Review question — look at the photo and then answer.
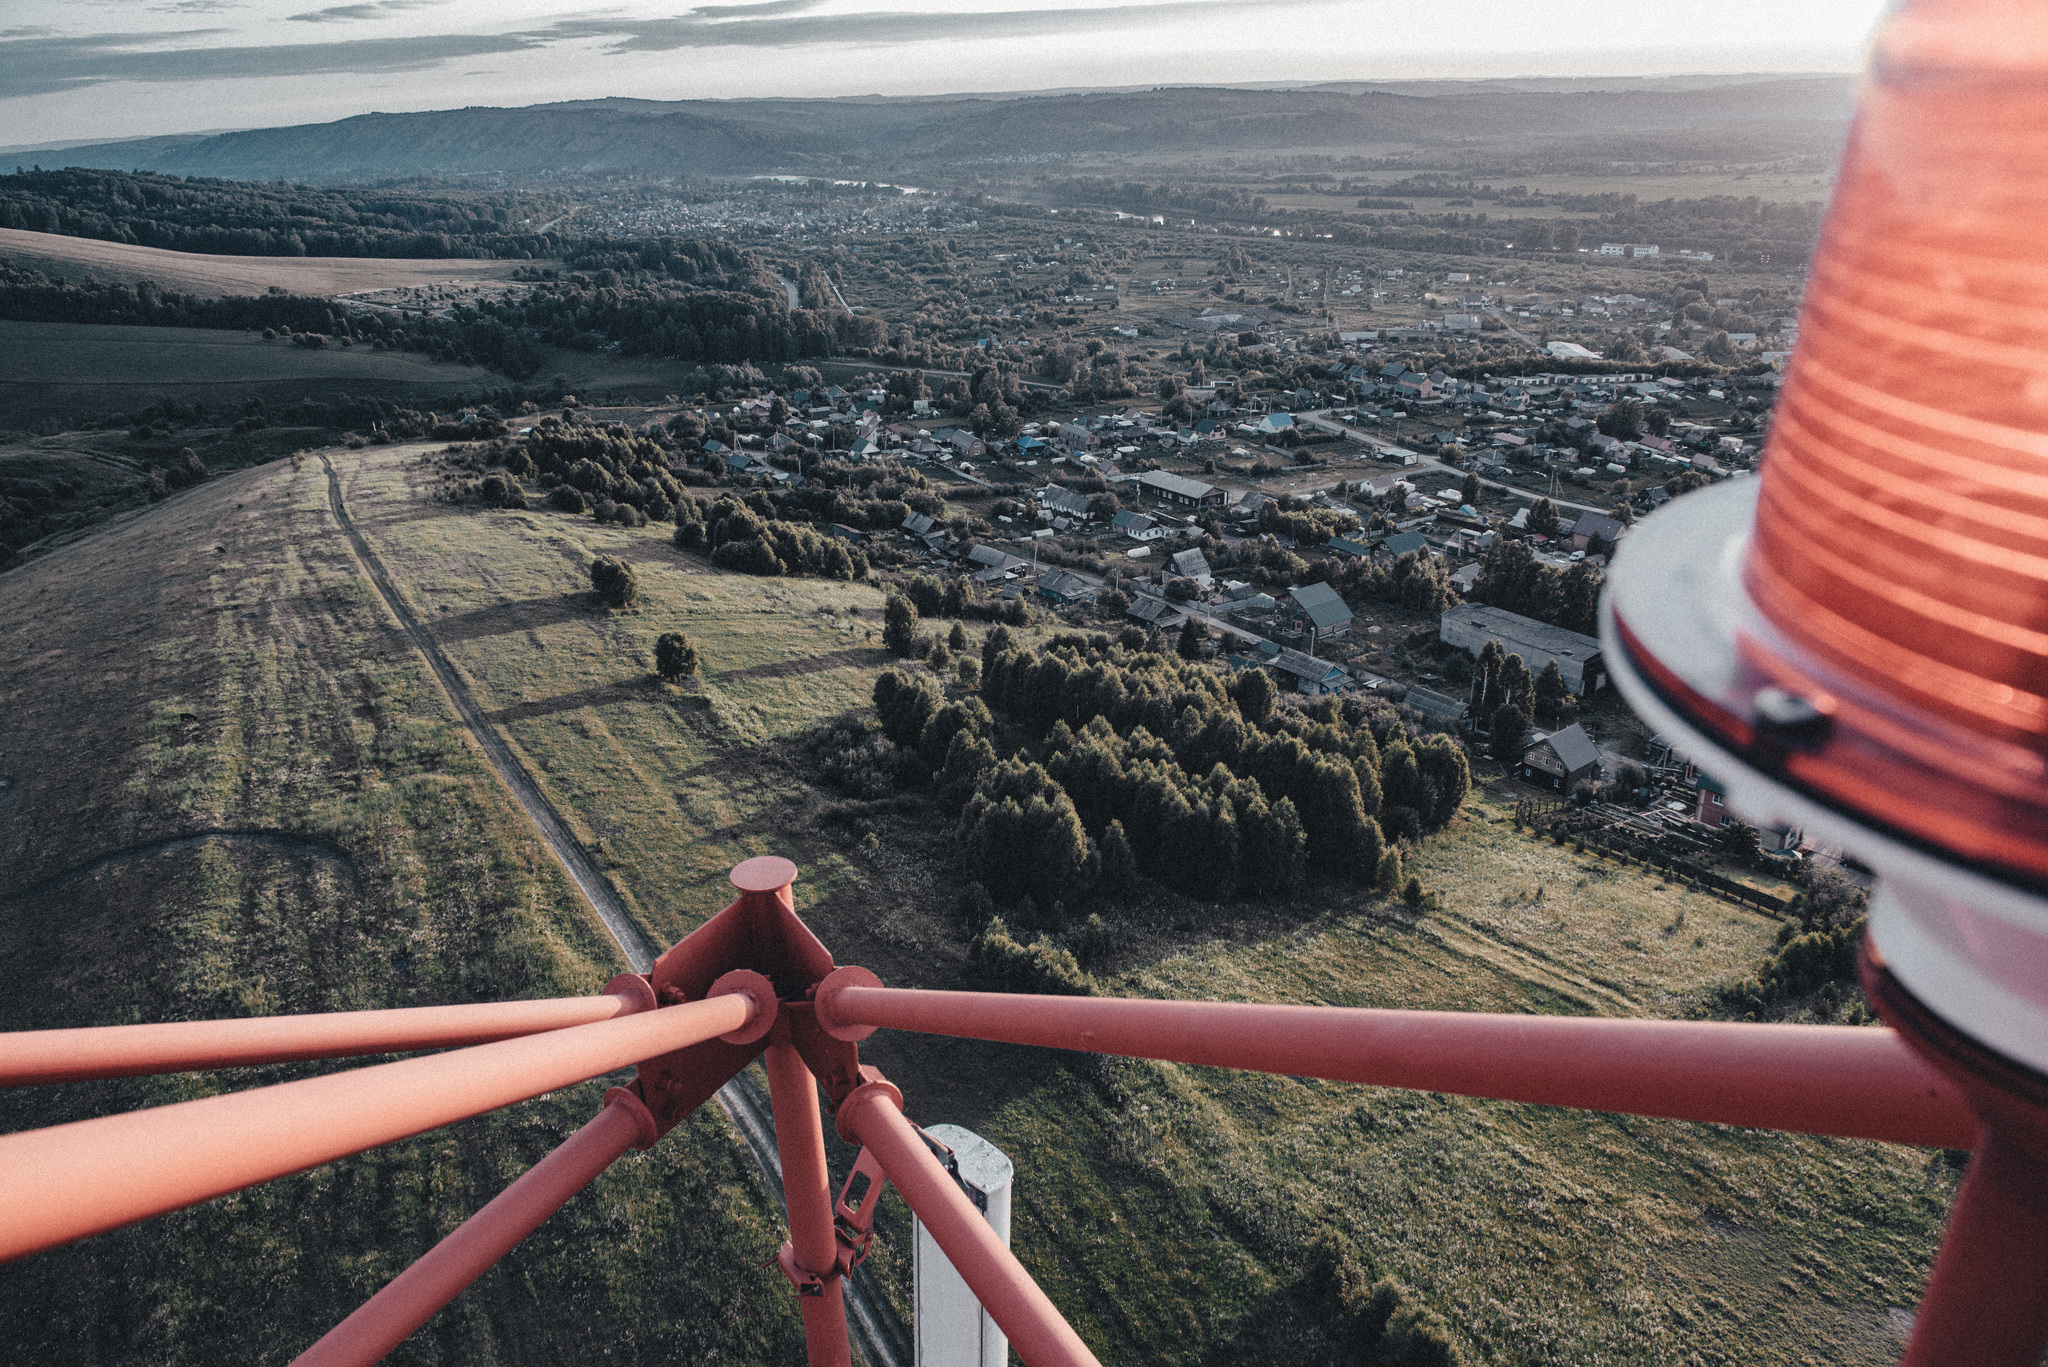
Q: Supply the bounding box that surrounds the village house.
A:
[1285,581,1353,643]
[1375,530,1433,563]
[1402,685,1469,727]
[1521,723,1603,792]
[964,544,1027,581]
[1036,569,1097,606]
[1570,511,1629,553]
[1057,422,1101,451]
[1112,510,1165,541]
[1126,596,1183,629]
[1168,547,1213,587]
[1695,772,1732,828]
[1136,469,1226,509]
[1038,485,1094,520]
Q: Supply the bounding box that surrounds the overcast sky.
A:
[1,0,1892,149]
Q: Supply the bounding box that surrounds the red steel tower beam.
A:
[0,976,657,1087]
[836,1076,1102,1367]
[291,1086,660,1367]
[813,978,1980,1151]
[765,1037,854,1367]
[0,986,766,1262]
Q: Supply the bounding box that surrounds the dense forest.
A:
[841,626,1471,922]
[0,168,572,259]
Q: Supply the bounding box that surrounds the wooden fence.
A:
[1517,812,1797,919]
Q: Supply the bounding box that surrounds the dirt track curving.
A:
[318,451,908,1367]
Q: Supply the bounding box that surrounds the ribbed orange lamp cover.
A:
[1746,0,2048,749]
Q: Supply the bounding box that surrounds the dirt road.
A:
[319,452,909,1367]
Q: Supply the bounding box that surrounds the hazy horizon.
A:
[1,0,1886,149]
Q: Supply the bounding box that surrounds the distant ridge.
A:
[17,77,1856,184]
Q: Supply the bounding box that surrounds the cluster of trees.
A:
[1039,177,1272,221]
[777,459,944,532]
[2,237,889,381]
[1572,193,1825,267]
[485,262,872,367]
[676,493,869,580]
[1458,638,1575,750]
[1324,551,1460,617]
[1716,868,1869,1022]
[867,627,1469,923]
[884,577,1034,649]
[0,168,572,259]
[1256,496,1359,547]
[655,632,699,681]
[0,260,362,335]
[1466,539,1603,637]
[513,418,684,520]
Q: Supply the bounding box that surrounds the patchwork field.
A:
[0,439,1953,1365]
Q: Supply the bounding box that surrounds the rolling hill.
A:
[22,78,1857,183]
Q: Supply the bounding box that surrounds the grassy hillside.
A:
[0,451,804,1365]
[0,228,542,299]
[0,440,1952,1364]
[27,80,1854,182]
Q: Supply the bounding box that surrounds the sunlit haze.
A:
[1,0,1890,149]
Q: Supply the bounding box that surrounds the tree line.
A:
[0,168,571,260]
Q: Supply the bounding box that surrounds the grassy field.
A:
[0,318,744,432]
[0,451,805,1365]
[0,227,542,297]
[0,319,506,431]
[0,439,1951,1364]
[312,444,1945,1364]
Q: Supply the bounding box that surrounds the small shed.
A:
[1270,647,1350,695]
[1402,685,1469,727]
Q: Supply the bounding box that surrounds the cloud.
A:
[147,1,245,12]
[0,30,536,99]
[0,0,1308,103]
[287,0,441,21]
[532,0,1292,52]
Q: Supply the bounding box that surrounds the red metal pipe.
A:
[0,979,655,1088]
[838,1081,1100,1367]
[291,1087,658,1367]
[816,984,1978,1150]
[1901,1128,2048,1367]
[0,991,759,1263]
[765,1041,852,1367]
